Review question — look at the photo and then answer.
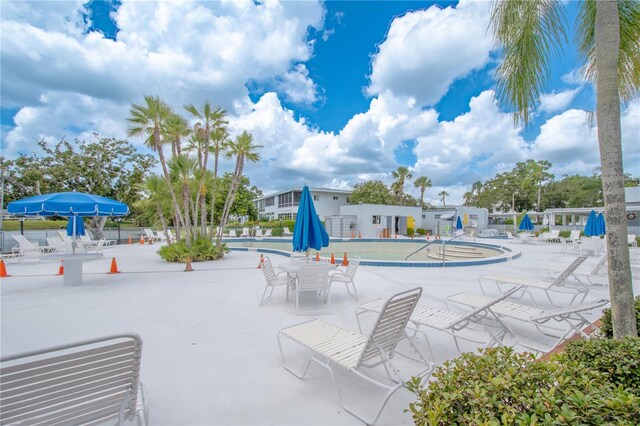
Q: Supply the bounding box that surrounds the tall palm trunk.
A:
[157,141,186,236]
[216,156,244,248]
[210,148,221,236]
[419,190,425,210]
[156,202,170,242]
[595,0,637,337]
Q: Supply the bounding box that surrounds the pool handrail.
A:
[404,232,468,265]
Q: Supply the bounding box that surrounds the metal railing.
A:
[405,232,468,266]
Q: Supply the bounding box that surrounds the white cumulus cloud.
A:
[539,88,581,114]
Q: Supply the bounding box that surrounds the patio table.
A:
[42,252,103,286]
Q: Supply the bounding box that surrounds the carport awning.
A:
[439,213,455,220]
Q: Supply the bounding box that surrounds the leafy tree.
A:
[212,173,261,222]
[413,176,432,209]
[1,136,156,237]
[490,0,640,337]
[391,166,413,206]
[349,180,393,205]
[438,190,449,207]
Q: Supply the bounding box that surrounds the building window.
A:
[293,191,302,205]
[372,215,381,224]
[313,195,319,201]
[470,214,479,219]
[346,197,350,203]
[265,197,274,207]
[278,192,293,207]
[333,196,339,200]
[278,213,292,220]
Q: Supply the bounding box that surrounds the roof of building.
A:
[254,187,352,201]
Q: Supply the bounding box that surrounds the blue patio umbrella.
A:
[8,191,129,253]
[583,210,598,236]
[66,216,86,237]
[596,213,606,236]
[518,213,534,231]
[292,186,329,253]
[456,216,463,230]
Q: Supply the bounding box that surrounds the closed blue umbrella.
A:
[518,213,534,231]
[292,186,329,252]
[456,216,463,230]
[583,210,598,236]
[66,216,86,237]
[596,213,606,236]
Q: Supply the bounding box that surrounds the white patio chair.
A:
[143,228,161,242]
[240,227,250,238]
[478,255,590,306]
[505,231,516,241]
[356,285,521,358]
[566,230,581,243]
[282,227,292,236]
[295,263,331,315]
[255,229,263,238]
[260,256,293,306]
[628,234,638,247]
[167,229,176,243]
[228,229,237,238]
[329,258,360,300]
[543,229,560,243]
[446,292,609,353]
[278,288,433,425]
[45,237,66,253]
[543,253,609,288]
[264,229,272,237]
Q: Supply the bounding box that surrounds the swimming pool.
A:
[225,238,520,267]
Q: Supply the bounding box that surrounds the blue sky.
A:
[1,0,638,205]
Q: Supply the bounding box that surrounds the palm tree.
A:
[413,176,432,209]
[392,166,413,206]
[138,175,171,242]
[184,102,228,235]
[169,154,198,244]
[216,131,262,247]
[162,112,190,157]
[127,96,186,239]
[490,0,639,337]
[439,190,449,207]
[208,127,230,233]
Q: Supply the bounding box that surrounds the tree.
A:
[212,173,261,222]
[1,136,156,237]
[490,0,639,337]
[128,95,186,239]
[216,131,261,247]
[414,176,432,209]
[439,190,449,207]
[349,180,394,205]
[136,174,172,241]
[391,166,413,206]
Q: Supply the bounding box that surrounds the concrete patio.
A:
[1,240,632,425]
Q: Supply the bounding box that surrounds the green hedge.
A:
[416,228,426,236]
[600,296,640,338]
[563,337,640,395]
[158,236,228,262]
[407,346,640,425]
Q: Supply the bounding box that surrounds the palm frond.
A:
[491,0,568,125]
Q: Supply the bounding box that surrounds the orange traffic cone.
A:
[56,260,64,276]
[351,231,355,238]
[108,257,120,274]
[184,257,194,272]
[148,237,153,245]
[358,232,362,239]
[139,235,144,245]
[257,253,264,268]
[315,252,320,262]
[342,252,349,267]
[0,259,11,278]
[128,235,132,244]
[330,253,335,264]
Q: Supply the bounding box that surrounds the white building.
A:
[253,188,352,221]
[329,204,422,238]
[421,206,489,235]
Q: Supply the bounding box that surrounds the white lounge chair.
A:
[478,255,590,306]
[278,288,433,425]
[295,263,331,315]
[543,254,609,288]
[260,256,293,306]
[540,229,560,243]
[143,229,162,242]
[446,292,609,353]
[329,258,360,300]
[566,230,581,243]
[628,234,638,247]
[282,227,292,237]
[356,285,521,357]
[228,229,237,238]
[10,235,42,263]
[264,229,272,237]
[240,227,250,238]
[255,229,263,238]
[0,333,148,425]
[45,237,66,253]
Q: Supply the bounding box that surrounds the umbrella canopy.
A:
[518,213,534,231]
[66,216,86,237]
[596,213,606,236]
[583,210,598,236]
[8,192,129,217]
[292,186,329,252]
[456,216,463,230]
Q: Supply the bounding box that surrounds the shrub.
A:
[406,346,640,425]
[406,227,414,236]
[563,337,640,395]
[416,228,426,236]
[600,296,640,338]
[559,230,571,238]
[158,236,228,263]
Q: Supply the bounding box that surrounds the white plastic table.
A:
[43,253,104,286]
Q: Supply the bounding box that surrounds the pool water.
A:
[226,239,506,262]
